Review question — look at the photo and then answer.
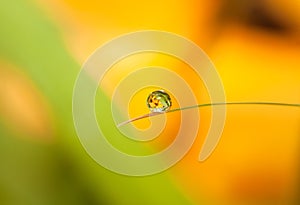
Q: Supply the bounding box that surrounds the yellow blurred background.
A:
[0,0,300,204]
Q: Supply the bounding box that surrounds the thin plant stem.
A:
[117,102,300,127]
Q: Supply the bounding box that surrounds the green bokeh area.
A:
[0,0,196,204]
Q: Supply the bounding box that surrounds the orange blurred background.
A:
[1,0,300,204]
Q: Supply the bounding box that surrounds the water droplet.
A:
[147,90,172,113]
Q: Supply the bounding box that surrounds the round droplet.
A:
[147,90,172,113]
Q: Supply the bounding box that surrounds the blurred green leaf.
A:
[0,0,195,204]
